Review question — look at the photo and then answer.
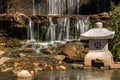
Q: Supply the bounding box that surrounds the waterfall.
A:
[76,17,90,39]
[58,0,61,14]
[67,0,73,14]
[26,17,90,42]
[78,19,85,34]
[32,0,110,15]
[64,17,70,41]
[27,18,35,41]
[76,0,81,14]
[30,0,92,42]
[48,0,59,15]
[57,18,64,41]
[83,17,90,32]
[45,17,90,42]
[32,0,84,15]
[45,17,56,41]
[33,0,36,15]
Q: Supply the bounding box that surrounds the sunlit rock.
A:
[17,70,32,79]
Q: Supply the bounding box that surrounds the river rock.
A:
[0,57,10,65]
[17,70,32,78]
[57,44,77,59]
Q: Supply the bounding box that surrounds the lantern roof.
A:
[81,28,115,39]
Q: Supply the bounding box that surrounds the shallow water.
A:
[33,69,120,80]
[0,69,120,80]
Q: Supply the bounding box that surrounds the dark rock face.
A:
[0,0,22,14]
[80,0,110,14]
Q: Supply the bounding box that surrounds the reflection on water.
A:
[33,69,120,80]
[0,69,120,80]
[33,70,85,80]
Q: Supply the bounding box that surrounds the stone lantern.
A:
[81,22,115,67]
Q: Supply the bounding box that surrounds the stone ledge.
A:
[110,62,120,69]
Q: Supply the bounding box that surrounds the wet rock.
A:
[17,70,32,78]
[72,64,84,69]
[58,44,77,59]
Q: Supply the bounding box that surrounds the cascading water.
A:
[67,0,74,14]
[56,17,90,41]
[48,0,59,15]
[78,19,85,34]
[64,17,70,41]
[45,17,56,42]
[27,18,35,41]
[83,17,90,32]
[76,0,81,14]
[75,17,90,39]
[56,18,64,41]
[56,17,70,41]
[33,0,82,15]
[30,0,91,42]
[33,0,36,15]
[32,0,110,15]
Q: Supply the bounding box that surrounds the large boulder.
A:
[56,41,89,60]
[57,44,77,59]
[62,44,77,59]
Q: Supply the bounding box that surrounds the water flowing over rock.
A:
[30,0,110,15]
[0,0,112,41]
[27,18,35,41]
[30,16,90,41]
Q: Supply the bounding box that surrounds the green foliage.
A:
[113,42,120,61]
[107,3,120,61]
